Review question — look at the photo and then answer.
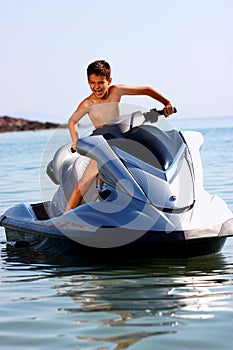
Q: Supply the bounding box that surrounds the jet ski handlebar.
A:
[144,107,177,123]
[70,106,177,152]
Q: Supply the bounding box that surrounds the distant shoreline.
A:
[0,116,65,133]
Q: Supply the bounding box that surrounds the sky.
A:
[0,0,233,123]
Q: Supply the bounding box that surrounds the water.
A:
[0,117,233,349]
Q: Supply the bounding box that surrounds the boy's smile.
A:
[88,74,112,100]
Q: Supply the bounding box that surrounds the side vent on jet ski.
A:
[31,202,50,220]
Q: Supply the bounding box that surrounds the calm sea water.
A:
[0,116,233,350]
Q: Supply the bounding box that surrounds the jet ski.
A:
[1,103,233,258]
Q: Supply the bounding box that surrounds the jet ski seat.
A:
[100,125,184,171]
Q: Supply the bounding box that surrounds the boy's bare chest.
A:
[88,103,120,128]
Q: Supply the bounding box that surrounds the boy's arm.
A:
[68,102,89,151]
[115,85,174,117]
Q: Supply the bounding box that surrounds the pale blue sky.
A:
[0,0,232,122]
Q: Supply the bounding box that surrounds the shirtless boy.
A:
[65,60,175,212]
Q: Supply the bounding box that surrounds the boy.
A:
[65,60,175,212]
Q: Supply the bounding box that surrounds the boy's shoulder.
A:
[108,84,122,97]
[110,84,132,94]
[78,95,94,109]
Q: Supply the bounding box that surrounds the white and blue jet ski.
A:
[1,103,232,258]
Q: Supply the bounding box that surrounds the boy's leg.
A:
[65,159,98,212]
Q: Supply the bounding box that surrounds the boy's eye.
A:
[90,81,104,85]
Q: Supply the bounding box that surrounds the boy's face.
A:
[88,74,112,99]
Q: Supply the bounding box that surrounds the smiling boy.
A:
[65,60,175,212]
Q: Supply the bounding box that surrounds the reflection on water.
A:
[1,245,233,349]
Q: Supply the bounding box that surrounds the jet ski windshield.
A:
[88,103,183,171]
[79,103,173,137]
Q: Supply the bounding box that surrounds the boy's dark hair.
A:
[87,60,111,80]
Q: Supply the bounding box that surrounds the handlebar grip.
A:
[70,147,76,153]
[152,107,177,115]
[144,107,177,122]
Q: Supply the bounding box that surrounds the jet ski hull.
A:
[1,210,232,258]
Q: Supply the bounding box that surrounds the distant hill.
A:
[0,116,60,133]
